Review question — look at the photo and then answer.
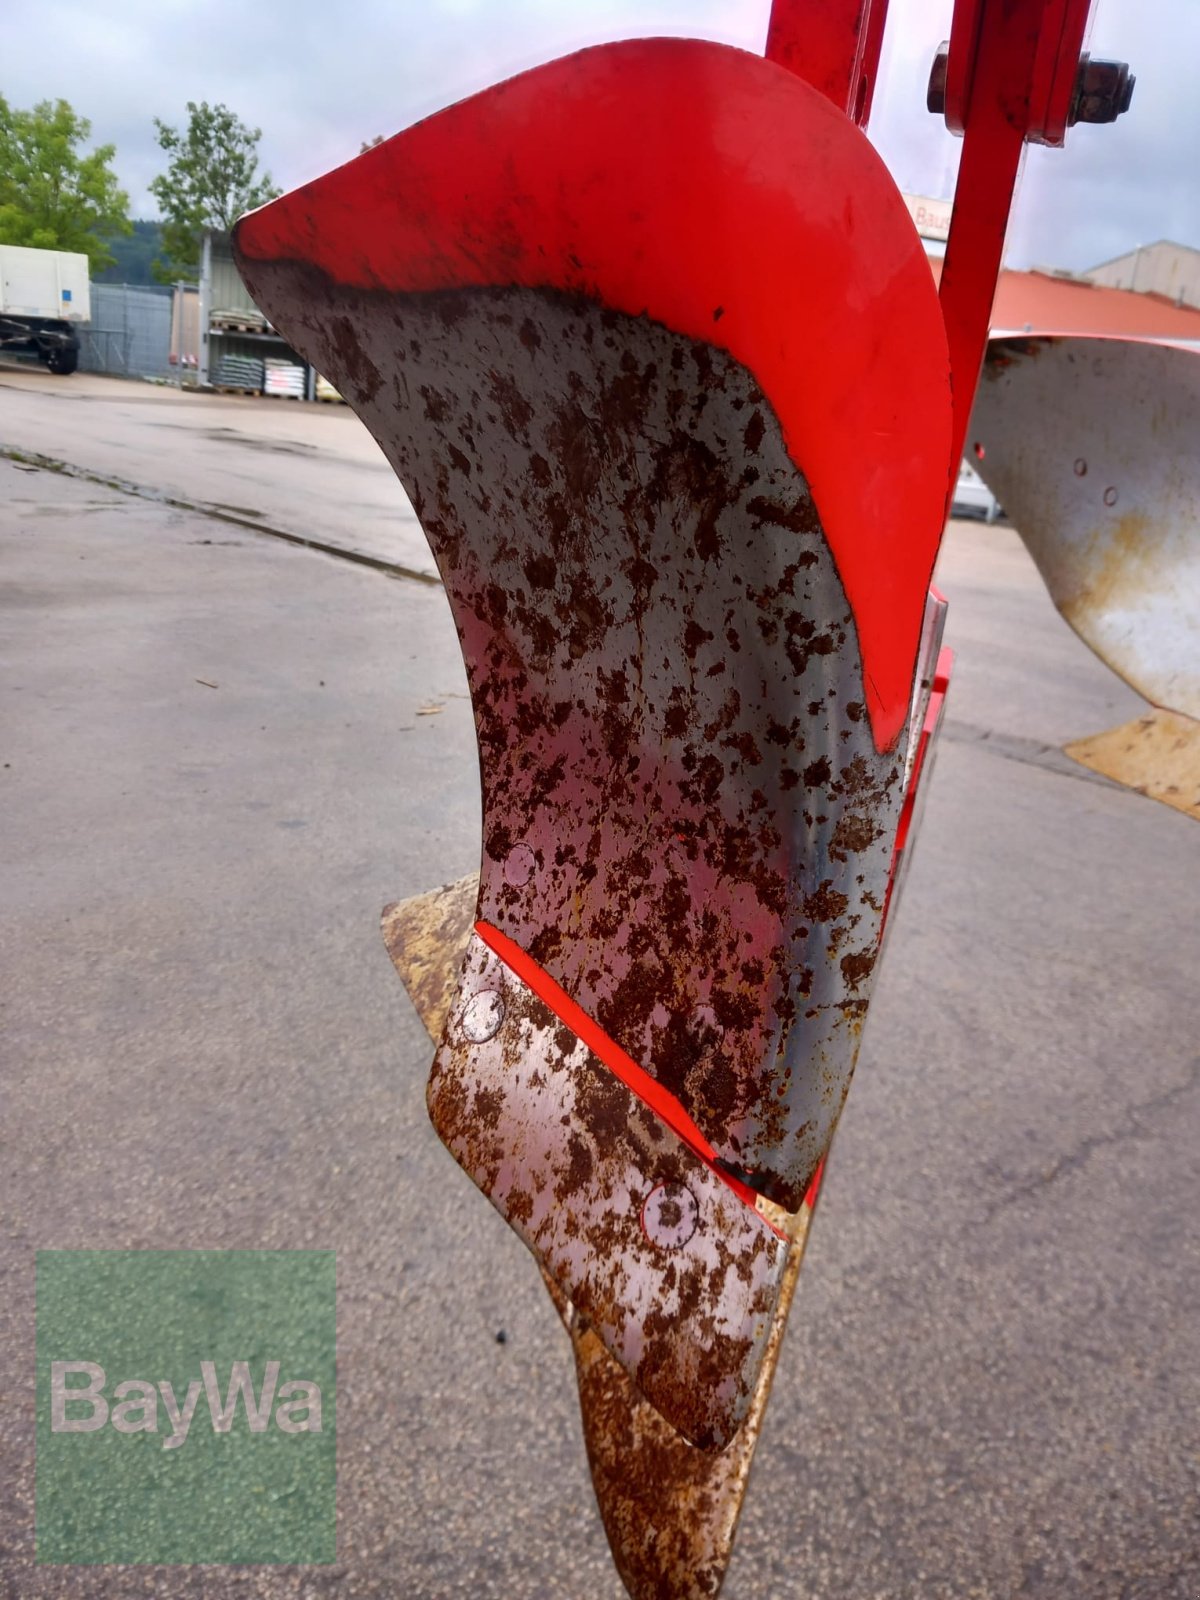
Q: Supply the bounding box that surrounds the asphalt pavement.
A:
[1,368,1197,1599]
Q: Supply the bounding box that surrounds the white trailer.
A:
[0,245,90,374]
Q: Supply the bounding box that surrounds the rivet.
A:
[461,988,505,1043]
[692,1004,724,1040]
[504,842,536,887]
[1073,457,1088,477]
[1103,485,1119,507]
[641,1182,699,1249]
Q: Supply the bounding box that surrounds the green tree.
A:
[150,102,280,281]
[0,96,131,273]
[94,220,165,286]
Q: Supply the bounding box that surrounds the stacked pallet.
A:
[263,358,307,399]
[212,353,264,392]
[315,374,343,403]
[211,307,269,333]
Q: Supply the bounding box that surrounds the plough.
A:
[230,0,1171,1592]
[971,336,1200,820]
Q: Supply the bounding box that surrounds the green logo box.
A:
[36,1250,336,1564]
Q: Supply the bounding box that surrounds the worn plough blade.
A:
[378,641,950,1600]
[377,638,950,1600]
[236,32,952,1594]
[971,336,1200,817]
[380,611,946,1599]
[382,875,820,1600]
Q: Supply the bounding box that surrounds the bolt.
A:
[927,47,1133,129]
[1070,56,1135,126]
[641,1182,699,1250]
[461,988,506,1043]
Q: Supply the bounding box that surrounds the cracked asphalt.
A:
[1,369,1197,1598]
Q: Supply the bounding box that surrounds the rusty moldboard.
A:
[271,282,904,1217]
[239,43,958,1592]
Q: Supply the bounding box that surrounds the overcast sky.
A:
[7,0,1199,272]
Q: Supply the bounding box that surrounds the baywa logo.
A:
[37,1251,336,1565]
[50,1357,323,1450]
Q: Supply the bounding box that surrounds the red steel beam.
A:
[766,0,891,125]
[937,0,1095,468]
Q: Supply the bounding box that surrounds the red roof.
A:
[926,260,1200,340]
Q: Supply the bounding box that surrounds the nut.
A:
[1070,57,1135,126]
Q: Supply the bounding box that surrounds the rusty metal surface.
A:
[428,929,788,1449]
[381,875,819,1599]
[239,280,905,1214]
[571,1200,815,1600]
[971,337,1200,722]
[1066,709,1200,822]
[381,875,478,1043]
[379,588,950,1578]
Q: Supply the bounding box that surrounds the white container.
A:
[0,245,90,322]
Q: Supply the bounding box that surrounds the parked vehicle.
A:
[952,455,1002,520]
[0,245,89,375]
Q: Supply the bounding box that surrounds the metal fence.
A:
[78,284,174,380]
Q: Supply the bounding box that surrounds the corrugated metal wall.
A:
[1083,243,1200,310]
[209,250,259,319]
[78,284,174,379]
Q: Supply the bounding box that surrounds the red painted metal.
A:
[941,0,1089,142]
[938,0,1096,471]
[765,0,891,125]
[1027,0,1094,147]
[237,39,949,752]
